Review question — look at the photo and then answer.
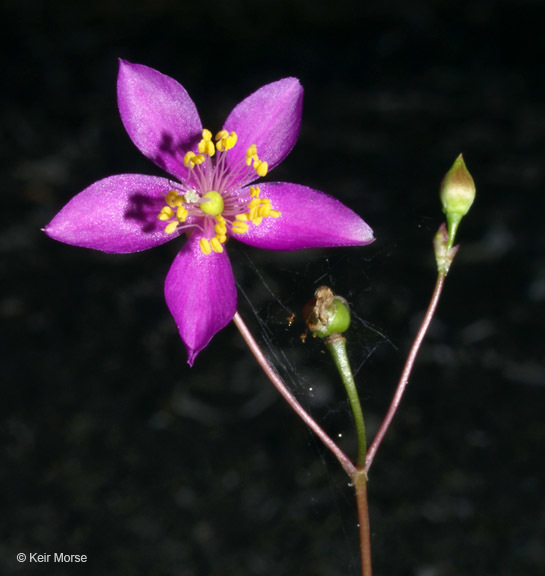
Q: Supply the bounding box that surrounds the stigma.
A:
[156,129,280,254]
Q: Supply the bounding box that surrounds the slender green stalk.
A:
[325,334,372,576]
[446,213,461,251]
[325,335,367,469]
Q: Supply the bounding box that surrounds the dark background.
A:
[2,0,544,575]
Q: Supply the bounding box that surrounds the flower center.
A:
[156,129,281,254]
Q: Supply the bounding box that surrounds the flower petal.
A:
[223,78,303,187]
[164,233,237,366]
[234,182,374,250]
[117,60,202,181]
[44,174,182,253]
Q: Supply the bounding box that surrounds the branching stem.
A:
[365,271,447,473]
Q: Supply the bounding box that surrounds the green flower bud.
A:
[440,154,476,217]
[439,154,476,249]
[303,286,351,338]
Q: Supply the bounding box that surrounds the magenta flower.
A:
[44,60,374,365]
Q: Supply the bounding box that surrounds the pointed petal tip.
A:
[186,348,198,367]
[362,228,375,245]
[186,346,202,368]
[272,76,303,98]
[42,221,59,239]
[117,58,132,73]
[272,77,303,102]
[278,76,302,87]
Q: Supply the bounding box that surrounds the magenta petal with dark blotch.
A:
[44,174,181,253]
[222,78,303,188]
[234,182,375,250]
[117,60,202,182]
[164,233,238,366]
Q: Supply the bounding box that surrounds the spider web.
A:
[236,248,394,398]
[234,248,395,574]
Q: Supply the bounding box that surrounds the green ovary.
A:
[200,191,224,216]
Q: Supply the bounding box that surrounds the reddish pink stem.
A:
[365,272,447,474]
[232,311,357,478]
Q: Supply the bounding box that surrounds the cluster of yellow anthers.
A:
[157,190,189,234]
[182,129,268,178]
[199,214,227,255]
[183,129,237,168]
[231,186,281,234]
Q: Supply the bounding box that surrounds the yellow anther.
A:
[184,151,205,168]
[210,237,224,253]
[224,132,237,150]
[235,213,249,221]
[217,233,227,243]
[252,217,263,226]
[246,144,257,157]
[254,160,268,177]
[199,237,212,255]
[166,190,182,208]
[176,206,188,222]
[245,144,258,166]
[165,221,179,234]
[232,222,249,234]
[214,222,227,235]
[270,210,281,218]
[198,138,215,157]
[184,151,196,168]
[199,128,215,156]
[250,186,260,197]
[216,130,238,152]
[258,204,271,217]
[215,214,225,224]
[157,206,174,221]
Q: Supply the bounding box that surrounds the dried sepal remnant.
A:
[303,286,351,338]
[305,286,336,333]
